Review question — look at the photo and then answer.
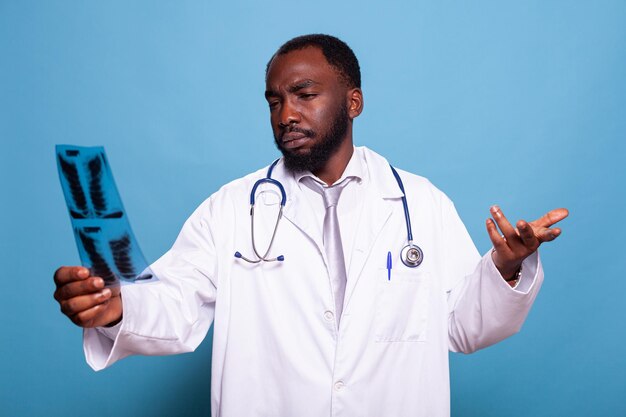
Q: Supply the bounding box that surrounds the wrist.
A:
[491,248,522,281]
[503,267,522,287]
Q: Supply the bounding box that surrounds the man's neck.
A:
[313,138,354,186]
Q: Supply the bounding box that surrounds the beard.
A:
[274,104,350,173]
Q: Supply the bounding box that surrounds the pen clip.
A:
[387,251,392,281]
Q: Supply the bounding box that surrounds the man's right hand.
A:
[53,267,123,328]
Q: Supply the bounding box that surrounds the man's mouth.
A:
[280,129,313,149]
[282,131,307,142]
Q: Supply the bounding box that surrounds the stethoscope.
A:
[234,159,424,268]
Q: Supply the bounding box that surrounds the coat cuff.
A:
[486,250,541,295]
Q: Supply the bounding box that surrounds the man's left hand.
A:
[486,205,569,281]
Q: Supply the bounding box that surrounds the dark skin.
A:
[266,47,363,185]
[53,268,121,328]
[53,46,568,328]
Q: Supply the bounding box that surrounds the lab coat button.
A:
[334,381,345,391]
[324,311,334,321]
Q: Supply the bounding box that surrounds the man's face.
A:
[265,47,352,173]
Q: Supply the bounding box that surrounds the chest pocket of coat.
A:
[374,269,430,343]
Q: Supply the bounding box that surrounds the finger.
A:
[537,227,562,243]
[486,218,510,253]
[53,266,90,287]
[72,302,110,328]
[60,289,112,317]
[72,296,122,328]
[530,208,569,228]
[517,220,539,250]
[490,206,519,243]
[54,276,105,302]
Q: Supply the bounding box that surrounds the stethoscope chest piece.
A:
[401,244,424,268]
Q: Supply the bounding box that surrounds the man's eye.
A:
[299,93,316,100]
[268,101,279,109]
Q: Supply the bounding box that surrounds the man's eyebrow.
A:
[265,89,278,99]
[265,79,319,99]
[288,79,318,93]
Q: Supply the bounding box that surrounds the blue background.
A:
[1,1,624,416]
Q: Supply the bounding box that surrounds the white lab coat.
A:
[84,147,543,417]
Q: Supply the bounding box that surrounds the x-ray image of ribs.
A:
[58,145,158,286]
[59,156,89,219]
[109,233,136,280]
[78,229,116,284]
[87,156,123,219]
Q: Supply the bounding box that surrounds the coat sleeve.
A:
[83,196,220,371]
[441,197,544,353]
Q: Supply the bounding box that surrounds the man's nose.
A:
[278,100,301,127]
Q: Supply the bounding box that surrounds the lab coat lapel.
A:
[343,148,404,312]
[275,164,324,252]
[343,188,394,310]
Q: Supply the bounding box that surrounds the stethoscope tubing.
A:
[235,159,423,268]
[389,165,413,243]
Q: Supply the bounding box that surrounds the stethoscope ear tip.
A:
[277,255,285,261]
[234,252,242,258]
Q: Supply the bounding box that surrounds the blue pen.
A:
[387,251,392,281]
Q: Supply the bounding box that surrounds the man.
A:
[54,34,568,416]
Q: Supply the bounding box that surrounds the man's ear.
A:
[347,88,364,119]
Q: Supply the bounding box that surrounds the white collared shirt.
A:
[294,147,368,280]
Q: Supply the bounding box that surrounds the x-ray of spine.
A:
[56,145,157,286]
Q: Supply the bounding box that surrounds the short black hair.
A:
[266,34,361,89]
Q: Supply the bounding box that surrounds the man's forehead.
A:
[266,47,338,87]
[269,46,328,69]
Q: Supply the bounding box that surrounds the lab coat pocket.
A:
[374,269,430,342]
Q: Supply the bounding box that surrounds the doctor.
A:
[53,34,568,416]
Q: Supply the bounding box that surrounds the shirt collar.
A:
[294,147,367,188]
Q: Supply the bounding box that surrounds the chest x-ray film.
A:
[56,145,157,287]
